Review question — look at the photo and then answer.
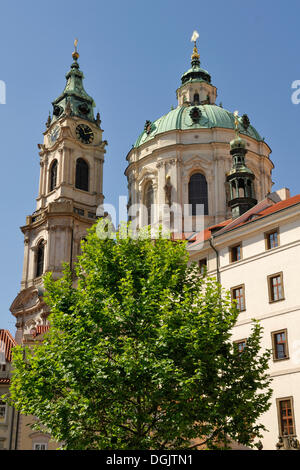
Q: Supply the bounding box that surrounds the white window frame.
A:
[0,400,7,423]
[33,442,48,450]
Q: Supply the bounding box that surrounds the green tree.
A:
[8,223,272,450]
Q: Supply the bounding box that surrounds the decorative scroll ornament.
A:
[144,120,152,135]
[242,114,250,130]
[189,107,202,123]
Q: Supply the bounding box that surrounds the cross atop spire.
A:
[72,38,79,61]
[191,30,200,61]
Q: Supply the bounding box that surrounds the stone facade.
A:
[8,50,107,450]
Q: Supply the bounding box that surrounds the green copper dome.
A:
[180,58,211,85]
[134,104,262,148]
[50,52,96,125]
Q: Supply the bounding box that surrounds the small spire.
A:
[72,38,79,61]
[191,30,200,61]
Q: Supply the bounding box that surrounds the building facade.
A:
[188,192,300,450]
[125,41,273,230]
[126,39,300,450]
[8,45,107,450]
[0,329,18,450]
[4,37,300,450]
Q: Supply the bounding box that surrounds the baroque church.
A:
[1,36,300,450]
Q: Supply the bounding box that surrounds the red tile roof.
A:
[0,378,10,384]
[0,330,16,363]
[188,194,300,247]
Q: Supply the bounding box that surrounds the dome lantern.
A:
[177,31,217,107]
[226,111,257,219]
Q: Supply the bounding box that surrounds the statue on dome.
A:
[164,175,172,207]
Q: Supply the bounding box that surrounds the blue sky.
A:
[1,0,300,331]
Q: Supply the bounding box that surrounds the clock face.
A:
[76,124,94,144]
[48,126,60,145]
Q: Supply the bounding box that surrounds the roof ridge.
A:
[213,198,274,236]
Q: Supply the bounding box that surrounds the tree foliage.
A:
[8,224,272,450]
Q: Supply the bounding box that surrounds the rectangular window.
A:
[277,398,295,436]
[234,339,247,353]
[268,272,285,302]
[230,244,242,263]
[198,258,207,274]
[272,329,289,360]
[73,207,85,217]
[265,229,279,250]
[231,285,246,312]
[34,443,48,450]
[0,400,7,423]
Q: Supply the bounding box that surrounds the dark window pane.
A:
[233,287,245,311]
[75,158,89,192]
[279,400,294,435]
[271,275,283,301]
[267,231,278,249]
[231,245,241,262]
[50,160,58,192]
[145,183,154,225]
[237,341,246,353]
[36,241,44,277]
[188,173,208,216]
[199,258,207,274]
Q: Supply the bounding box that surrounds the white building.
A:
[188,191,300,450]
[126,38,300,450]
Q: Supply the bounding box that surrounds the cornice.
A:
[126,139,273,175]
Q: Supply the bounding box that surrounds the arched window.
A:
[238,179,245,198]
[246,179,253,198]
[188,173,208,216]
[193,93,200,104]
[144,182,154,225]
[49,160,58,192]
[36,240,45,278]
[75,158,89,192]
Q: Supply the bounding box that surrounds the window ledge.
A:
[273,356,290,362]
[269,298,285,304]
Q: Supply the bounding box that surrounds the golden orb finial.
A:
[191,30,200,60]
[72,38,79,60]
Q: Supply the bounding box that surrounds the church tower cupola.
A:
[50,39,97,125]
[11,40,107,344]
[226,111,257,219]
[177,31,217,106]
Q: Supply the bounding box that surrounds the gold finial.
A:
[72,38,79,60]
[191,30,200,60]
[233,110,240,137]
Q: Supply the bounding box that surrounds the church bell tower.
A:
[10,41,107,344]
